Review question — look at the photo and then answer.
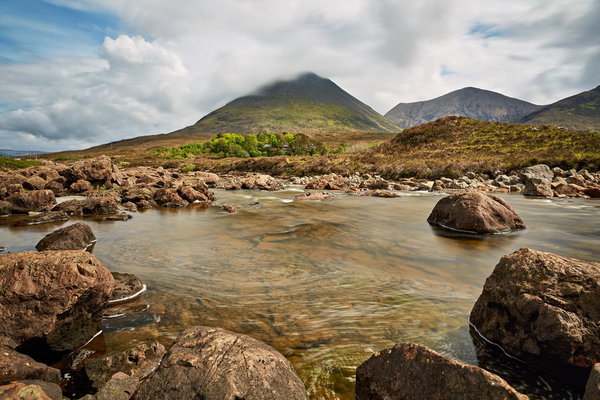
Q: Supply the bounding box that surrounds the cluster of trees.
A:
[157,133,348,159]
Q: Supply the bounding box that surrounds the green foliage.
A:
[180,163,196,173]
[0,156,42,170]
[53,155,70,161]
[154,133,334,159]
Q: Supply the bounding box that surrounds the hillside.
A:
[177,72,399,134]
[520,85,600,131]
[385,87,542,129]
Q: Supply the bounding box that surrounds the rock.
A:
[360,190,400,198]
[0,201,12,216]
[427,189,525,234]
[355,343,528,400]
[519,164,554,182]
[70,179,93,193]
[0,381,61,400]
[305,174,348,190]
[61,155,123,187]
[11,211,70,227]
[584,363,600,400]
[177,185,211,204]
[135,326,307,400]
[121,187,153,204]
[5,190,56,213]
[0,251,115,352]
[552,182,585,197]
[470,248,600,383]
[35,222,96,251]
[153,188,188,207]
[241,174,283,191]
[92,372,140,400]
[110,272,145,302]
[122,202,138,212]
[0,341,61,385]
[221,204,236,213]
[0,247,5,253]
[293,192,335,201]
[567,174,586,186]
[585,185,600,198]
[53,197,120,216]
[44,181,67,197]
[430,179,445,191]
[85,341,166,390]
[23,176,47,191]
[192,171,219,186]
[523,177,554,197]
[101,213,132,221]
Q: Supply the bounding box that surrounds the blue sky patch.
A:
[468,23,504,39]
[0,0,123,62]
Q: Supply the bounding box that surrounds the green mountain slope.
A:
[385,87,542,129]
[181,73,399,134]
[520,85,600,131]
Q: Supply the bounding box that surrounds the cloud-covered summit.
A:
[0,0,598,151]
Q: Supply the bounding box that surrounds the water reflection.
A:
[1,189,597,399]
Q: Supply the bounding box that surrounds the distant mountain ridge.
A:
[178,72,399,134]
[519,85,600,131]
[0,149,46,157]
[385,87,543,129]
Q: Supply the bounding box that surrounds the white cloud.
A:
[1,0,599,151]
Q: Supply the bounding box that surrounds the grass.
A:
[0,156,43,171]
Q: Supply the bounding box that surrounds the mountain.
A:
[520,85,600,131]
[180,72,399,134]
[0,149,46,157]
[385,87,542,129]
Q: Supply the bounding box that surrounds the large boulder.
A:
[61,155,123,187]
[427,189,525,234]
[153,188,187,208]
[0,251,115,352]
[520,165,554,197]
[135,326,307,400]
[0,381,62,400]
[241,174,283,191]
[35,222,96,251]
[5,190,56,213]
[584,363,600,400]
[355,343,528,400]
[519,164,554,182]
[85,341,166,390]
[53,197,120,216]
[177,185,212,204]
[470,248,600,383]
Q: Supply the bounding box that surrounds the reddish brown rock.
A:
[0,340,60,385]
[85,341,165,390]
[0,251,115,352]
[221,204,236,213]
[61,155,123,187]
[584,363,600,400]
[0,381,61,400]
[177,185,211,204]
[35,222,96,251]
[43,181,67,197]
[427,189,525,234]
[70,179,92,193]
[360,189,400,198]
[110,272,145,302]
[293,192,335,201]
[241,174,283,191]
[23,176,47,191]
[12,211,69,227]
[0,201,11,216]
[153,188,187,208]
[470,249,600,382]
[53,197,120,215]
[584,185,600,198]
[355,343,528,400]
[5,190,56,214]
[135,326,307,400]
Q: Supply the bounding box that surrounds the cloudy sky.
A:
[1,0,598,151]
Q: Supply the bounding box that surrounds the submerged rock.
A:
[35,222,96,251]
[355,343,528,400]
[427,189,525,234]
[360,189,400,198]
[221,204,236,213]
[470,248,600,384]
[110,272,145,302]
[85,341,165,390]
[0,251,114,352]
[11,211,69,227]
[0,339,61,385]
[293,192,335,201]
[135,326,307,400]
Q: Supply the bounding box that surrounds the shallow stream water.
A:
[1,187,598,399]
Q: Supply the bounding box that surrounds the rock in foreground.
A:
[135,326,307,400]
[355,343,528,400]
[0,251,114,352]
[470,248,600,381]
[584,363,600,400]
[110,272,145,302]
[0,381,62,400]
[35,222,96,251]
[427,189,525,234]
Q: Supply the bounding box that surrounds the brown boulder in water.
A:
[241,174,283,191]
[153,188,188,207]
[584,363,600,400]
[135,326,307,400]
[470,248,600,384]
[293,192,335,201]
[0,251,114,352]
[110,271,145,302]
[53,197,120,216]
[35,222,96,251]
[355,343,528,400]
[5,190,56,214]
[427,189,525,234]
